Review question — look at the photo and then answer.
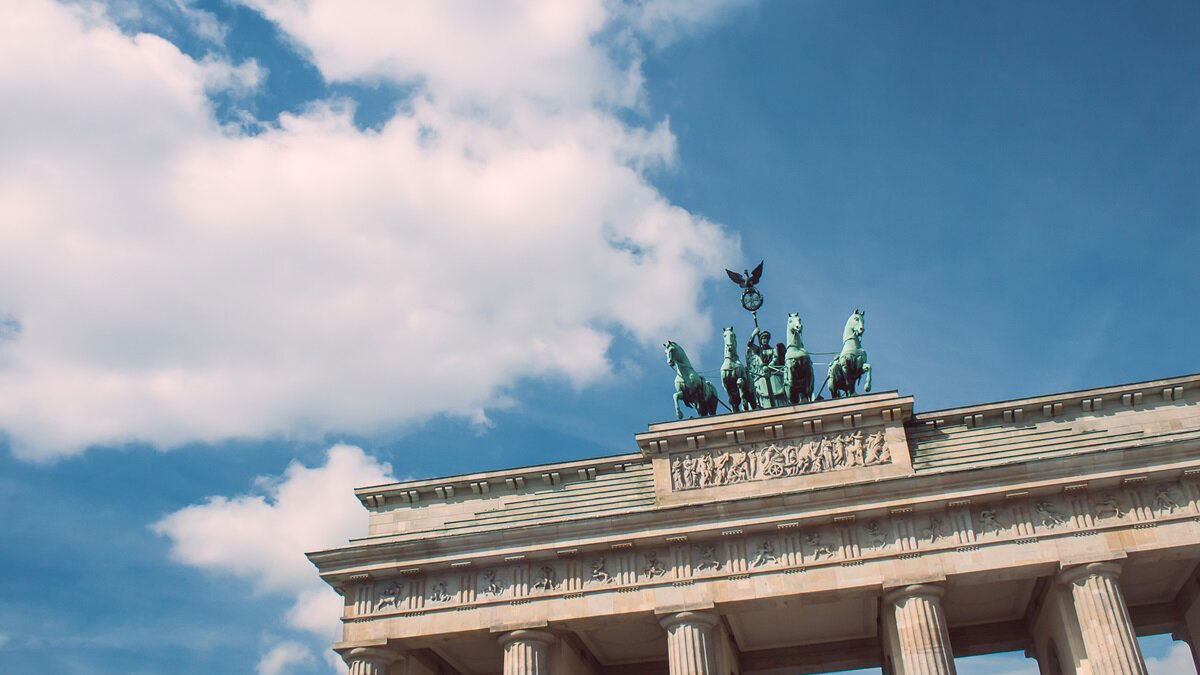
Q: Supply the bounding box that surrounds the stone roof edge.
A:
[306,438,1200,582]
[641,390,909,434]
[353,451,646,498]
[909,372,1198,423]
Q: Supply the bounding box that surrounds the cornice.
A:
[307,433,1200,582]
[909,372,1197,426]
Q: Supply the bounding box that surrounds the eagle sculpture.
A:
[725,260,764,290]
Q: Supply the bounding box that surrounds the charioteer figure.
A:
[747,328,787,408]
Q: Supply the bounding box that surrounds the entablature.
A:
[309,372,1200,634]
[310,435,1199,585]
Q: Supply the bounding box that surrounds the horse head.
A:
[664,341,679,366]
[844,309,866,342]
[787,312,803,344]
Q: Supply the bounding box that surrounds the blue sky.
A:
[0,1,1197,673]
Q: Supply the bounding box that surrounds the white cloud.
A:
[153,444,391,639]
[0,0,742,460]
[155,445,389,669]
[1146,640,1197,674]
[257,640,315,675]
[154,444,386,662]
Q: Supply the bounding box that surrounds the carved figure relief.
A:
[532,562,554,588]
[806,532,835,559]
[1036,502,1068,529]
[978,508,1004,534]
[922,517,948,542]
[643,552,666,578]
[865,520,889,549]
[751,540,778,567]
[365,479,1200,618]
[1094,494,1124,519]
[1154,486,1181,513]
[430,581,452,603]
[481,570,503,596]
[695,544,722,571]
[589,558,612,584]
[376,580,402,610]
[670,429,890,491]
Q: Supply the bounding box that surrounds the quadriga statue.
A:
[720,326,756,412]
[824,309,871,398]
[664,340,721,419]
[783,312,814,404]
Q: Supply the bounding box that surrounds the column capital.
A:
[497,628,557,648]
[340,646,403,667]
[658,609,721,631]
[883,582,945,605]
[1058,561,1123,586]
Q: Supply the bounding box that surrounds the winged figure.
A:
[725,260,764,290]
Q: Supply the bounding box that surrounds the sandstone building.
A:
[309,373,1200,674]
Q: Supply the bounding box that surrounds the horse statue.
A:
[784,312,814,404]
[665,341,721,419]
[824,309,871,398]
[720,327,756,412]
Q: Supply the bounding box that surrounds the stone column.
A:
[342,646,402,675]
[1175,568,1200,672]
[659,610,720,675]
[882,584,957,675]
[1057,562,1147,675]
[498,629,556,675]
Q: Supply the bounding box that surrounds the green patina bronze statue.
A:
[824,309,871,398]
[720,326,756,412]
[663,258,876,417]
[784,312,815,404]
[747,328,787,408]
[664,340,721,419]
[725,261,764,314]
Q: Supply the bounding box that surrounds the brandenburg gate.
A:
[309,372,1200,674]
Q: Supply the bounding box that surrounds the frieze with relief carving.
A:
[670,428,889,491]
[353,477,1200,621]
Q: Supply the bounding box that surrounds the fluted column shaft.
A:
[342,647,401,675]
[883,584,957,675]
[662,610,715,672]
[659,611,720,675]
[499,629,555,675]
[1058,562,1147,675]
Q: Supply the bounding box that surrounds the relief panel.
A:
[669,429,890,491]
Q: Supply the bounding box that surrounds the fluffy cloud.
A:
[1146,640,1197,674]
[0,0,741,460]
[153,444,392,638]
[257,640,315,675]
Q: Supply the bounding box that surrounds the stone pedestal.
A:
[1058,562,1146,675]
[659,611,721,675]
[882,584,957,675]
[342,646,402,675]
[499,629,555,675]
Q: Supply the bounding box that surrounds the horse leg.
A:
[723,374,740,412]
[863,363,872,392]
[673,390,684,419]
[702,382,717,416]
